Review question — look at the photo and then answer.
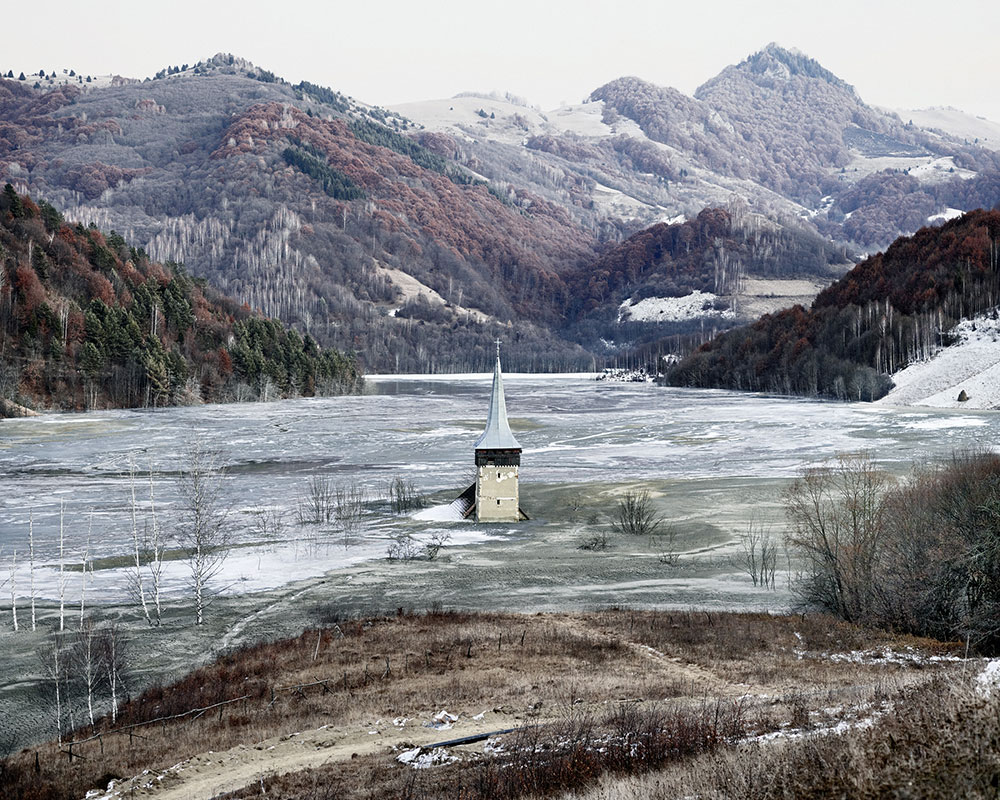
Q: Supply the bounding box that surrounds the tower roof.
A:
[475,348,521,451]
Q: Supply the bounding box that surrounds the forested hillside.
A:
[563,203,848,353]
[3,48,999,373]
[0,56,597,373]
[0,186,360,414]
[667,210,1000,399]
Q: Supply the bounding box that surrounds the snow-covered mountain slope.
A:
[896,107,1000,152]
[393,91,805,231]
[877,316,1000,409]
[394,46,1000,253]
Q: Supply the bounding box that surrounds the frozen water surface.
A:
[2,375,999,602]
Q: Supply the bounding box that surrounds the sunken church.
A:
[455,343,528,522]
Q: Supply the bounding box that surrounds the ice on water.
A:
[3,375,1000,602]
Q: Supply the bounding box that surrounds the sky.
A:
[5,0,1000,122]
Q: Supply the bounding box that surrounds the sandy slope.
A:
[94,712,514,800]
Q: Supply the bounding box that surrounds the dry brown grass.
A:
[569,674,1000,800]
[0,609,965,800]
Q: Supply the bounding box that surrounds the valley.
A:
[3,28,1000,799]
[3,45,998,378]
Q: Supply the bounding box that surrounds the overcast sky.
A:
[6,0,1000,121]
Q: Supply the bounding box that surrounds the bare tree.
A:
[654,525,680,566]
[100,623,129,724]
[334,482,366,547]
[386,532,420,561]
[176,443,231,625]
[248,505,287,539]
[79,519,92,628]
[736,518,778,589]
[28,511,36,631]
[298,475,335,524]
[612,489,663,537]
[72,618,104,727]
[126,455,153,626]
[38,634,65,742]
[423,532,451,560]
[784,453,891,622]
[579,525,611,551]
[58,502,67,632]
[384,476,424,514]
[7,548,18,632]
[146,461,166,625]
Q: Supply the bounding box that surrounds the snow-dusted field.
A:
[878,315,1000,409]
[618,290,735,323]
[897,106,1000,152]
[4,376,1000,609]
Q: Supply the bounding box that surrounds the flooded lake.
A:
[2,374,998,607]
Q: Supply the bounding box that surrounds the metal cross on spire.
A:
[494,337,502,360]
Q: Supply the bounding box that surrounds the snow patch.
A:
[660,213,687,226]
[908,156,976,183]
[977,659,1000,698]
[618,290,735,324]
[927,207,965,224]
[413,501,466,522]
[898,106,1000,152]
[397,746,460,769]
[877,314,1000,409]
[824,647,962,666]
[426,710,459,730]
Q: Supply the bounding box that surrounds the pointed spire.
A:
[475,341,520,450]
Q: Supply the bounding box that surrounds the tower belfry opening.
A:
[457,341,527,522]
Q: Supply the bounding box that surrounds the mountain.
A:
[0,56,597,373]
[666,209,1000,401]
[895,106,1000,152]
[0,186,360,413]
[400,44,1000,251]
[2,48,1000,376]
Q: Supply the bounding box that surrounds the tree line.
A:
[667,209,1000,400]
[0,186,361,413]
[785,451,1000,654]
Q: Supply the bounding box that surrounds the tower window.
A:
[497,499,501,505]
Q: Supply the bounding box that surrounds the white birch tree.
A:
[79,514,92,627]
[7,549,18,632]
[58,502,66,632]
[39,634,65,742]
[28,512,36,631]
[127,455,152,626]
[146,461,166,625]
[100,623,128,724]
[72,619,103,727]
[176,443,231,625]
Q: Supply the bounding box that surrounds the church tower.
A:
[474,342,524,522]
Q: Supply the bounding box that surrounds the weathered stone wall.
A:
[476,464,520,522]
